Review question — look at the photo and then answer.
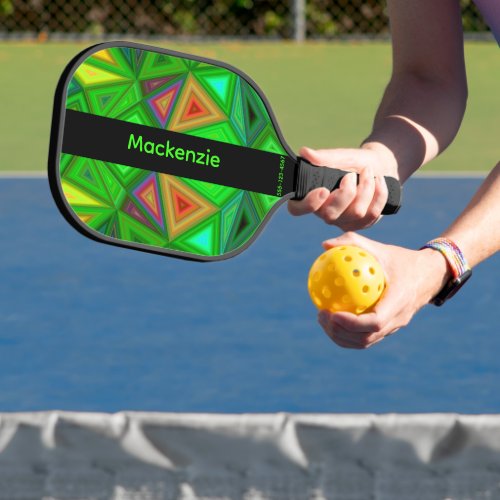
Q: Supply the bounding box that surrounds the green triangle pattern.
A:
[171,215,220,256]
[86,82,132,115]
[62,46,288,258]
[182,178,239,207]
[64,156,114,206]
[220,192,244,251]
[139,50,188,80]
[249,192,280,219]
[194,66,236,113]
[188,121,244,147]
[66,92,90,113]
[224,192,261,253]
[108,83,144,118]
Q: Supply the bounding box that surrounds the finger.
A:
[323,173,390,231]
[364,335,386,348]
[332,290,401,339]
[342,164,376,221]
[364,174,389,223]
[330,317,390,349]
[330,311,385,335]
[322,326,365,349]
[332,337,364,349]
[288,187,330,216]
[319,311,371,348]
[315,172,357,224]
[322,231,369,251]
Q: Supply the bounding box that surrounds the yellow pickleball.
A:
[308,245,385,314]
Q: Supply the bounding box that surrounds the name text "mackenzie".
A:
[128,133,220,168]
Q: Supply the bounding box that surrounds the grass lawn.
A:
[0,40,497,172]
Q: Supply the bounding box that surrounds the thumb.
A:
[322,231,369,250]
[299,147,366,170]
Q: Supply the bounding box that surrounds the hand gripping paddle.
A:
[48,41,401,261]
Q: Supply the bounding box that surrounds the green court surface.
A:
[0,41,497,173]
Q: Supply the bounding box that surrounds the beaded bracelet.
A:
[420,238,472,306]
[421,238,470,278]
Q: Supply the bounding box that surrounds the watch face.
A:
[432,269,472,306]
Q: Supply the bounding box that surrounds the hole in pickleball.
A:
[344,256,352,262]
[322,286,332,299]
[356,306,366,314]
[313,294,322,307]
[378,284,382,291]
[342,295,351,304]
[327,264,335,272]
[369,267,375,275]
[334,277,344,286]
[359,252,366,257]
[362,285,369,293]
[313,271,321,282]
[352,269,360,277]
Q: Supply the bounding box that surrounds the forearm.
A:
[418,162,500,302]
[361,0,467,183]
[441,162,500,267]
[362,73,467,182]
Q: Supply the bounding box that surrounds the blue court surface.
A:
[0,177,498,413]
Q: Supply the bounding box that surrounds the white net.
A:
[0,412,500,499]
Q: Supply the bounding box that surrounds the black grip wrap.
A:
[293,158,402,215]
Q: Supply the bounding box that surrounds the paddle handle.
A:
[293,157,402,215]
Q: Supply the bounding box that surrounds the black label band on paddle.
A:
[62,110,296,198]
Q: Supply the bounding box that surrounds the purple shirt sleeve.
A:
[473,0,500,45]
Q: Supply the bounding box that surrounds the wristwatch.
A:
[421,238,472,306]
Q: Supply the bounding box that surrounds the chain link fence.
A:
[0,0,491,39]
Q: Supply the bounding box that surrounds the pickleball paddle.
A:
[48,41,401,261]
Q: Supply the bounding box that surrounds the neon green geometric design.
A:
[77,206,117,231]
[98,164,127,202]
[60,151,74,176]
[75,63,128,87]
[171,216,220,256]
[188,121,244,147]
[220,192,243,251]
[182,178,239,208]
[241,80,267,145]
[194,67,236,113]
[88,48,137,79]
[109,84,144,118]
[250,192,280,219]
[230,78,246,143]
[117,212,167,246]
[67,78,82,96]
[61,46,287,258]
[139,51,187,80]
[224,192,261,253]
[252,126,287,154]
[86,83,132,115]
[114,103,153,126]
[64,156,114,206]
[104,162,144,187]
[66,91,90,113]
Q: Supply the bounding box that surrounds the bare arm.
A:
[441,162,500,267]
[363,0,468,181]
[289,0,468,226]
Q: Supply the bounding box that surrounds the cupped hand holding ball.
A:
[308,232,451,349]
